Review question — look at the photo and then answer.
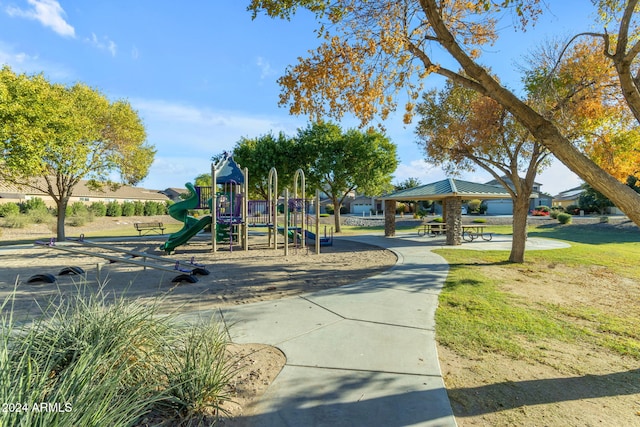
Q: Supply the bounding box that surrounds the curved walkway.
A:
[183,233,567,426]
[199,233,456,427]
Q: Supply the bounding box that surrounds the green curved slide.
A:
[160,183,212,253]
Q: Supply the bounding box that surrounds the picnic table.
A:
[417,223,447,237]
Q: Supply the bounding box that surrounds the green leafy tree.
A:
[232,132,301,199]
[296,122,398,232]
[247,0,640,227]
[579,183,614,215]
[0,67,154,240]
[193,173,212,187]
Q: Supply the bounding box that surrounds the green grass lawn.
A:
[434,224,640,361]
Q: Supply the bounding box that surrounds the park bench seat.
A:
[134,222,165,236]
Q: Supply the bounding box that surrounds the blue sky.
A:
[0,1,597,196]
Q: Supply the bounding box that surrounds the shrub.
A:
[472,218,487,223]
[27,208,54,225]
[133,200,145,216]
[325,204,334,214]
[1,212,28,228]
[557,213,573,224]
[66,213,91,227]
[67,202,89,217]
[144,201,159,216]
[531,209,550,216]
[550,210,559,219]
[467,199,482,213]
[122,201,135,216]
[565,204,580,215]
[89,202,107,217]
[20,197,47,213]
[0,203,20,217]
[106,201,122,217]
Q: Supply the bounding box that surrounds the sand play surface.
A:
[0,232,396,321]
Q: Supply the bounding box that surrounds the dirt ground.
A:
[438,261,640,427]
[1,215,639,426]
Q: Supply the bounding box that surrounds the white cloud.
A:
[536,159,582,196]
[86,33,117,56]
[256,56,275,80]
[5,0,75,38]
[131,46,139,60]
[128,98,305,189]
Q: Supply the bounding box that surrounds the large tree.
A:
[232,132,302,199]
[0,67,154,240]
[248,1,640,226]
[416,81,549,262]
[296,122,398,232]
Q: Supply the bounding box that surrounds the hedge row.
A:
[0,198,172,218]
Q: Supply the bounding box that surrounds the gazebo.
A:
[382,178,510,245]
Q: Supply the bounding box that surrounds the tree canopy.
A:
[297,122,398,231]
[0,66,154,240]
[247,0,640,226]
[416,81,548,262]
[232,132,302,199]
[231,122,398,232]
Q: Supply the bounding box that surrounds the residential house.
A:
[483,177,553,215]
[552,186,583,208]
[0,178,170,207]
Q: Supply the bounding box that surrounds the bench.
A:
[134,222,165,236]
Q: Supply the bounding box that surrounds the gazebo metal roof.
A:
[383,178,510,201]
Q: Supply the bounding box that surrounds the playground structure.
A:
[267,167,333,255]
[159,154,332,254]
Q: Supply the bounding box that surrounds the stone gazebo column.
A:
[445,196,462,245]
[384,200,396,237]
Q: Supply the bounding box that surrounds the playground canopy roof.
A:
[382,178,510,201]
[215,156,245,184]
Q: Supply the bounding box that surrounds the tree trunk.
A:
[333,196,342,233]
[510,196,530,263]
[56,198,69,241]
[385,200,396,236]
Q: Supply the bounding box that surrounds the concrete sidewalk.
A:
[207,234,456,427]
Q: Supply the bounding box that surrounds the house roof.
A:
[0,178,169,201]
[383,178,510,201]
[553,185,584,200]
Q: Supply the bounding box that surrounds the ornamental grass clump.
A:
[1,285,237,427]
